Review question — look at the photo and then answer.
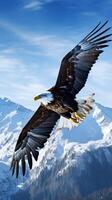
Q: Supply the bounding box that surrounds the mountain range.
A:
[0,97,112,200]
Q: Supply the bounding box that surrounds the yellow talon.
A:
[75,112,84,120]
[69,118,79,125]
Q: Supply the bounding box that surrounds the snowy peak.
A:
[0,97,32,134]
[0,97,33,163]
[93,104,112,142]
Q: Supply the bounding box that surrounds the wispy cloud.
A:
[82,11,97,17]
[24,1,42,10]
[0,47,16,55]
[0,20,75,58]
[90,61,112,86]
[0,54,22,72]
[23,0,55,11]
[0,52,46,110]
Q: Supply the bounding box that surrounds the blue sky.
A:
[0,0,112,110]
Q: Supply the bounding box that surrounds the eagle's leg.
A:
[72,94,95,123]
[61,96,94,125]
[61,99,80,124]
[61,112,79,125]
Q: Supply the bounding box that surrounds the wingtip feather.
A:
[21,156,26,176]
[16,161,19,178]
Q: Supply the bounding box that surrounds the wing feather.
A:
[11,105,59,177]
[21,156,26,176]
[55,21,111,96]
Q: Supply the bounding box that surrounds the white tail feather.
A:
[71,93,95,126]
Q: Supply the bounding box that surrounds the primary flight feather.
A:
[11,21,111,177]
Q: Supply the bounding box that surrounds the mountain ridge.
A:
[0,97,112,200]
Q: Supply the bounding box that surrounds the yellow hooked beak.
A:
[34,95,41,101]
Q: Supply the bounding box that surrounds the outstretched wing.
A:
[11,105,59,177]
[55,21,111,97]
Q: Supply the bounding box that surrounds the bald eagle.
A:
[11,21,111,177]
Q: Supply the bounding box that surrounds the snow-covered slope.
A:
[0,97,33,200]
[0,97,33,162]
[0,97,112,200]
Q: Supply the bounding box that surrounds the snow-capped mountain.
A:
[0,97,112,200]
[12,103,112,200]
[0,97,33,200]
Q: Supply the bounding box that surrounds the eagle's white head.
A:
[34,91,53,105]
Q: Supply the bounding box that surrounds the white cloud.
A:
[82,11,97,16]
[9,82,47,110]
[24,1,42,10]
[23,0,55,11]
[0,53,47,110]
[90,61,112,85]
[0,20,75,58]
[0,47,16,55]
[0,55,22,72]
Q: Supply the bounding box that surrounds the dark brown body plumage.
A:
[47,87,78,114]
